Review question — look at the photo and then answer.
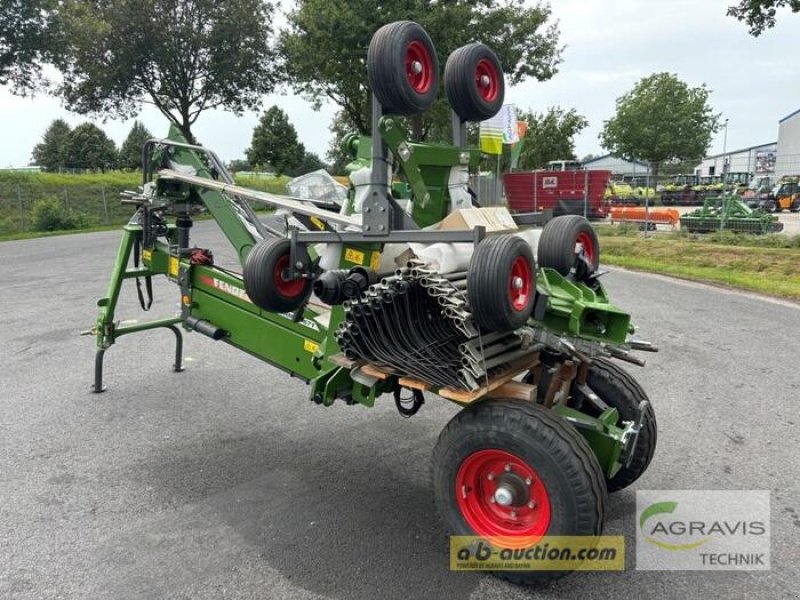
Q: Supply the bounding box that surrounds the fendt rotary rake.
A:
[90,21,658,583]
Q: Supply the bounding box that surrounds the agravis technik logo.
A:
[636,491,770,571]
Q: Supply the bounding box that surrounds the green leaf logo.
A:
[640,501,710,551]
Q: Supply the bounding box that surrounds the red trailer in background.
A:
[503,169,611,220]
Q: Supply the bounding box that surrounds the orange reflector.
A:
[182,295,191,306]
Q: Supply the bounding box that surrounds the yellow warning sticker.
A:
[142,249,152,262]
[344,248,365,265]
[370,251,381,271]
[303,340,320,354]
[310,216,325,230]
[168,256,180,278]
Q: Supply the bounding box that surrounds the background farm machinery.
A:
[91,21,657,584]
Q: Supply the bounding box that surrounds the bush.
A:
[31,198,88,231]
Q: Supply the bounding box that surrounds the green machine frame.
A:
[92,107,645,478]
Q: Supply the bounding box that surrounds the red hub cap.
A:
[273,254,305,298]
[508,256,532,312]
[475,58,499,102]
[406,41,433,94]
[456,449,551,547]
[575,232,596,263]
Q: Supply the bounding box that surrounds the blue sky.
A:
[1,0,799,167]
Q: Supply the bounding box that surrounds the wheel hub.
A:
[455,449,551,544]
[493,471,531,508]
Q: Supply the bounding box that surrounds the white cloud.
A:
[1,0,799,167]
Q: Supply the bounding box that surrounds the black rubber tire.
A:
[537,215,600,276]
[578,358,657,492]
[432,400,608,585]
[444,43,505,122]
[243,237,311,313]
[467,234,536,332]
[367,21,439,116]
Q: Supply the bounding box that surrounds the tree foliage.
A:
[600,73,721,180]
[0,0,59,91]
[64,122,118,171]
[297,151,328,175]
[280,0,562,139]
[326,111,359,175]
[32,119,73,171]
[246,106,305,176]
[119,120,153,170]
[56,0,277,142]
[727,0,800,35]
[516,107,588,170]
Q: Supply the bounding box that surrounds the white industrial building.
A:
[581,154,651,177]
[775,109,800,177]
[694,142,777,178]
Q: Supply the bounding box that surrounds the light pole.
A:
[721,118,729,232]
[722,118,729,176]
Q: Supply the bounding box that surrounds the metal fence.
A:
[0,183,138,235]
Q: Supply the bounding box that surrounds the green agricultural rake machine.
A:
[90,21,657,584]
[681,193,784,234]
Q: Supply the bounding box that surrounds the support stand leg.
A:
[92,349,106,393]
[166,325,184,372]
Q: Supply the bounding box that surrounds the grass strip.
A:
[599,234,800,301]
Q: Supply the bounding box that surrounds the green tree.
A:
[64,122,118,171]
[227,159,252,173]
[246,106,305,176]
[31,119,72,171]
[516,107,588,170]
[296,151,328,175]
[326,111,359,175]
[600,73,721,185]
[280,0,561,139]
[728,0,800,35]
[0,0,59,90]
[118,120,153,170]
[56,0,277,143]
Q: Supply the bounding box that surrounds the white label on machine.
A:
[543,176,558,189]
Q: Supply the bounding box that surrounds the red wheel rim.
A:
[456,449,551,547]
[508,255,532,312]
[273,254,305,298]
[406,41,433,94]
[475,58,499,102]
[575,232,596,263]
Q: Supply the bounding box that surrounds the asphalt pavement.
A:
[1,223,798,600]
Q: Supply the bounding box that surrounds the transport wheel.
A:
[432,400,607,584]
[791,199,800,213]
[367,21,439,116]
[444,43,505,122]
[534,357,656,492]
[467,234,536,332]
[243,237,311,312]
[537,215,600,276]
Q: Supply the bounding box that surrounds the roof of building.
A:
[702,142,776,161]
[779,108,800,124]
[582,154,649,168]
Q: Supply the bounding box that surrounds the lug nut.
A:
[525,477,532,486]
[504,464,511,472]
[528,501,536,509]
[487,473,494,481]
